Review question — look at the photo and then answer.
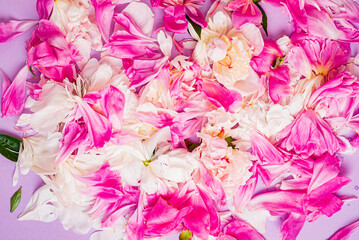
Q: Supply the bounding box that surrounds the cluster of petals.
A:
[1,0,359,239]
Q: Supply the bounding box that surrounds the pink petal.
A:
[251,39,282,73]
[280,212,306,240]
[91,0,115,42]
[257,163,290,187]
[231,2,262,29]
[163,5,187,33]
[234,174,258,212]
[222,218,265,240]
[329,219,359,240]
[1,66,29,117]
[277,109,346,158]
[99,86,125,130]
[185,5,207,29]
[0,20,38,43]
[55,121,89,166]
[76,97,112,148]
[199,165,227,208]
[36,0,54,20]
[251,131,285,164]
[200,80,242,113]
[307,153,340,194]
[268,65,291,104]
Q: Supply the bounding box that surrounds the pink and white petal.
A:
[223,218,265,240]
[239,23,264,56]
[232,4,262,30]
[234,174,258,212]
[0,20,38,43]
[185,5,207,29]
[91,0,115,42]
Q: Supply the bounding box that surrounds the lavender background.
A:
[0,0,359,239]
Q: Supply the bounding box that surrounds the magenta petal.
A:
[234,174,258,212]
[1,66,29,117]
[231,3,262,29]
[329,219,359,240]
[200,80,242,113]
[163,5,187,33]
[77,97,112,148]
[251,131,284,164]
[185,5,207,29]
[36,0,54,20]
[307,153,340,194]
[222,218,265,240]
[55,121,88,166]
[99,86,125,129]
[91,0,115,42]
[0,20,38,43]
[280,212,306,240]
[268,66,291,104]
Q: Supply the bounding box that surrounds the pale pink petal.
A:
[122,2,155,37]
[0,20,38,43]
[329,219,359,240]
[1,66,29,117]
[287,46,312,78]
[36,0,54,20]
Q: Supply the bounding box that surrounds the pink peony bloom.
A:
[151,0,207,33]
[277,109,346,158]
[288,33,351,78]
[26,20,81,81]
[1,66,29,117]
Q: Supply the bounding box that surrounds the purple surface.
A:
[0,0,358,240]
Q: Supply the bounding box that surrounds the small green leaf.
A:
[10,187,21,213]
[29,66,36,79]
[225,136,236,149]
[186,15,202,39]
[254,2,268,36]
[0,134,22,162]
[185,139,201,152]
[179,230,193,240]
[272,56,285,69]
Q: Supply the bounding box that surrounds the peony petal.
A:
[280,212,306,240]
[234,174,258,212]
[0,20,38,43]
[1,66,29,117]
[163,5,187,34]
[99,86,125,130]
[36,0,54,20]
[329,219,359,240]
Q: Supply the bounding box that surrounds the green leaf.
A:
[186,15,202,39]
[10,187,21,213]
[185,139,201,152]
[254,2,268,36]
[0,134,22,162]
[225,136,236,149]
[179,230,193,240]
[29,66,36,79]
